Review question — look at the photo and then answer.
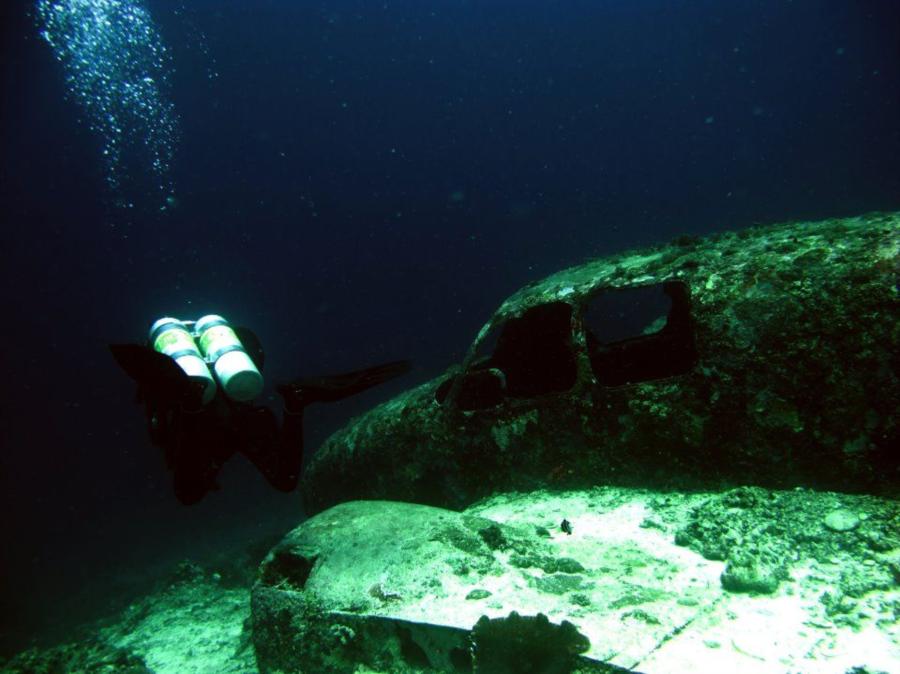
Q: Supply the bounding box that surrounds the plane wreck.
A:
[302,212,899,514]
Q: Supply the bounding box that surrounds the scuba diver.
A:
[110,315,410,505]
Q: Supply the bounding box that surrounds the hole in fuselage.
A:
[585,281,697,386]
[437,302,578,409]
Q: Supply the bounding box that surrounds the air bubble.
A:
[36,0,180,209]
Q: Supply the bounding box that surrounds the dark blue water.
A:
[2,0,898,655]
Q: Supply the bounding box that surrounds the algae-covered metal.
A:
[252,488,900,673]
[302,213,899,514]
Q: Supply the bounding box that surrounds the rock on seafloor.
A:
[0,562,256,674]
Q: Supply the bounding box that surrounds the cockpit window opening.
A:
[584,281,697,386]
[435,301,578,409]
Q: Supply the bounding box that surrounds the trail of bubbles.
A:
[174,4,219,83]
[36,0,179,210]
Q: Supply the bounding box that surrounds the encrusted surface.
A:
[303,212,900,514]
[252,487,900,674]
[1,562,255,674]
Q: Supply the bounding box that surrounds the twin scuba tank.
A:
[149,315,263,406]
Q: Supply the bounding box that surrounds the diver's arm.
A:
[239,361,411,492]
[237,403,305,492]
[109,344,205,431]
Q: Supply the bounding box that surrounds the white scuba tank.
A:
[149,317,218,405]
[194,314,263,402]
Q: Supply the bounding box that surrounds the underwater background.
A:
[1,0,899,659]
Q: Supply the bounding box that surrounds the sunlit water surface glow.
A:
[36,0,179,209]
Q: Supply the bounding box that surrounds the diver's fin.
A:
[277,359,412,410]
[109,343,194,403]
[110,344,185,382]
[234,326,265,371]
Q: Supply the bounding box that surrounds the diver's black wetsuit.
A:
[149,389,306,504]
[110,340,409,505]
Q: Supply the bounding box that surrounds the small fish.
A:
[561,519,573,535]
